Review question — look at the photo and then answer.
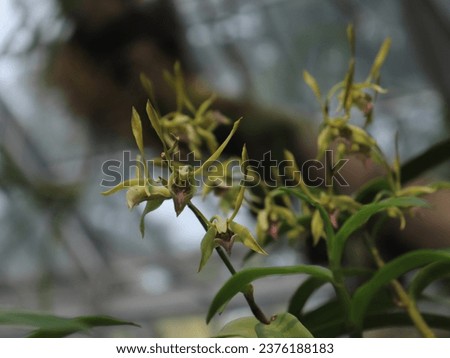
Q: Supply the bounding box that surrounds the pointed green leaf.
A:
[194,118,242,175]
[311,209,325,246]
[173,62,195,114]
[256,312,314,338]
[140,197,165,237]
[198,226,217,272]
[342,59,355,113]
[303,71,321,102]
[206,265,334,323]
[347,24,355,56]
[367,38,391,81]
[29,315,138,338]
[215,317,258,338]
[350,249,450,330]
[146,100,165,146]
[333,197,428,263]
[229,221,267,255]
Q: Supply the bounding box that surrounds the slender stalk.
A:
[365,235,435,338]
[187,201,270,324]
[329,257,354,335]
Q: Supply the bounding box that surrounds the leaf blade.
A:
[206,265,334,323]
[350,249,450,330]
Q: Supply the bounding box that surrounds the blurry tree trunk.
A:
[51,0,310,161]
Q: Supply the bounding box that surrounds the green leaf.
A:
[350,249,450,330]
[29,315,138,338]
[131,107,145,156]
[333,197,428,263]
[288,277,329,319]
[206,265,334,323]
[408,261,450,300]
[0,311,137,338]
[355,177,390,203]
[364,311,450,335]
[215,317,258,338]
[146,100,166,149]
[303,71,321,102]
[140,198,165,238]
[347,24,355,56]
[229,221,267,255]
[301,299,346,337]
[198,226,217,272]
[256,313,314,338]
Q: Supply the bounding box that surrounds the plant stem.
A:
[187,201,270,324]
[365,235,435,338]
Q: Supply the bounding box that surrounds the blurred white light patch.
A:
[140,265,173,295]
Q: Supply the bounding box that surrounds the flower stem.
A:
[187,201,270,324]
[365,235,435,338]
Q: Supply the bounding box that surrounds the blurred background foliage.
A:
[0,0,449,337]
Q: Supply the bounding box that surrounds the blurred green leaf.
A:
[255,313,313,338]
[207,265,334,323]
[0,311,137,338]
[347,24,355,56]
[367,38,391,81]
[333,197,428,262]
[146,100,166,149]
[288,277,329,319]
[131,107,145,157]
[363,312,450,334]
[303,71,322,102]
[215,317,258,338]
[350,249,450,330]
[409,261,450,300]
